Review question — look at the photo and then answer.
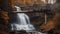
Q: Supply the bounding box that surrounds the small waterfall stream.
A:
[11,6,35,31]
[10,6,47,34]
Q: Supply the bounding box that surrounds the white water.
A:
[11,6,35,31]
[10,6,47,34]
[48,0,56,4]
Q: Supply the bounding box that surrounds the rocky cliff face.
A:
[0,10,9,34]
[15,0,47,5]
[0,0,60,34]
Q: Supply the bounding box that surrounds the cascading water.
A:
[10,6,47,34]
[11,6,35,31]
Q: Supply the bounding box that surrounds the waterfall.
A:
[48,0,56,4]
[10,6,47,34]
[11,6,35,31]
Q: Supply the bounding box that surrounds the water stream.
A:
[10,6,47,34]
[11,6,35,31]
